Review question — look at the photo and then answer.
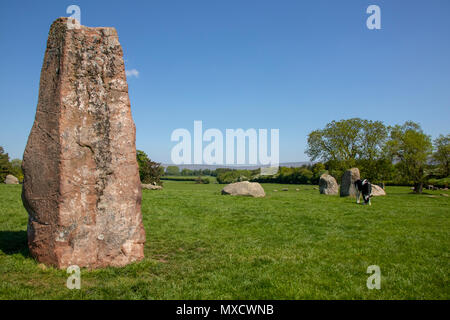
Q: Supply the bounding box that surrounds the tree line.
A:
[0,147,23,183]
[2,118,448,194]
[149,118,450,193]
[306,118,448,193]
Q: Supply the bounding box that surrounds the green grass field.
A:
[0,181,448,299]
[161,175,217,183]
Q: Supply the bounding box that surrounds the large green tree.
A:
[136,150,163,185]
[181,168,193,176]
[311,162,327,184]
[0,147,12,183]
[385,121,432,193]
[306,118,389,181]
[165,165,180,176]
[9,159,23,182]
[432,134,450,178]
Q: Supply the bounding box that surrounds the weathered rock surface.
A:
[5,174,19,184]
[221,181,265,198]
[142,183,163,190]
[319,174,338,195]
[21,18,145,269]
[340,168,360,197]
[371,184,386,196]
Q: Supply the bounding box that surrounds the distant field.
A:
[161,175,217,183]
[0,181,448,299]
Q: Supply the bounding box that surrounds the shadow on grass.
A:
[0,230,30,258]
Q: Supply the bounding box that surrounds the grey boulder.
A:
[371,184,386,196]
[142,183,163,190]
[221,181,265,198]
[340,168,360,197]
[4,174,19,184]
[319,174,338,195]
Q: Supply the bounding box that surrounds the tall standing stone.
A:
[340,168,360,197]
[319,174,338,195]
[22,18,145,269]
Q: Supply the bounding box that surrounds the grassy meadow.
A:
[0,181,448,299]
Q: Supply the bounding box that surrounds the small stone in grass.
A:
[37,263,47,270]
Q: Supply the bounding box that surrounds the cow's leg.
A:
[356,190,360,204]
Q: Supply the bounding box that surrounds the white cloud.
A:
[125,69,139,78]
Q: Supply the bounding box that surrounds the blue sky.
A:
[0,0,449,163]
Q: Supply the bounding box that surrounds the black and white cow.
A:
[354,179,372,205]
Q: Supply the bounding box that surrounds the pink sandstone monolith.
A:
[22,18,145,269]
